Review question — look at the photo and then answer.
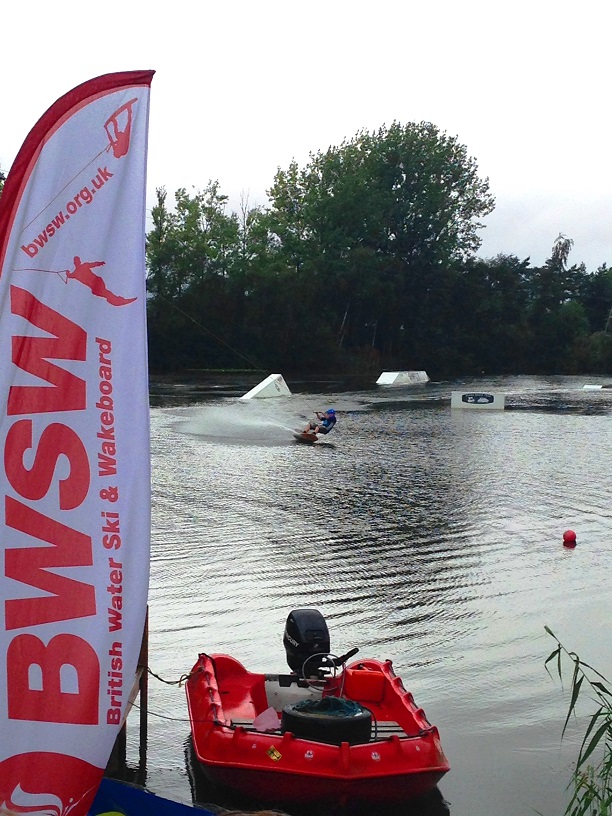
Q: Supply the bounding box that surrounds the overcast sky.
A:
[2,0,610,270]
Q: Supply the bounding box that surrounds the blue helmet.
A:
[326,408,336,415]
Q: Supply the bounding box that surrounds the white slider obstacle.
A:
[376,370,429,385]
[240,374,292,399]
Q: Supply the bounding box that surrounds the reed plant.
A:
[545,626,612,816]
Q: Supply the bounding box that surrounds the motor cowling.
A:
[283,609,330,677]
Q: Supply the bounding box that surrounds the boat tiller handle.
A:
[331,647,359,667]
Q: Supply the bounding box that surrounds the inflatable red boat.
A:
[186,609,449,808]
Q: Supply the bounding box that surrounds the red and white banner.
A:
[0,71,154,814]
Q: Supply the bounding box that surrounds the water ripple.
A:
[143,377,612,815]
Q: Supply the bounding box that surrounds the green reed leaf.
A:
[579,719,610,767]
[563,675,584,738]
[591,681,612,698]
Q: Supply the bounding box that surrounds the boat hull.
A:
[200,762,446,806]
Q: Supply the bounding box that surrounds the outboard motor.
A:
[283,609,330,677]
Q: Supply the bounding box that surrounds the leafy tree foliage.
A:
[578,264,612,333]
[146,184,244,370]
[262,121,495,363]
[144,124,612,377]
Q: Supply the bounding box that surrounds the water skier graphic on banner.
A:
[13,97,141,305]
[15,257,137,306]
[67,256,136,306]
[104,98,137,158]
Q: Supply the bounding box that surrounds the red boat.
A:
[185,609,449,808]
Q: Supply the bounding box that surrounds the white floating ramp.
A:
[583,384,612,390]
[240,374,292,399]
[376,370,429,386]
[451,391,505,410]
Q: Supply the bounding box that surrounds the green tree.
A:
[531,234,581,316]
[557,300,591,372]
[266,121,495,365]
[146,182,240,296]
[583,331,612,373]
[552,232,574,269]
[266,160,318,277]
[146,183,244,371]
[577,264,612,334]
[146,187,182,300]
[526,235,594,371]
[440,254,533,374]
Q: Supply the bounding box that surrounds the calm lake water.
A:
[128,374,612,816]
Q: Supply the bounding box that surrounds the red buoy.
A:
[563,530,577,548]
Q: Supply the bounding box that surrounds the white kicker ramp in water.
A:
[240,374,292,399]
[451,391,505,410]
[376,370,429,385]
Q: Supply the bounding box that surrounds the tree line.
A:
[4,120,612,378]
[145,121,612,377]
